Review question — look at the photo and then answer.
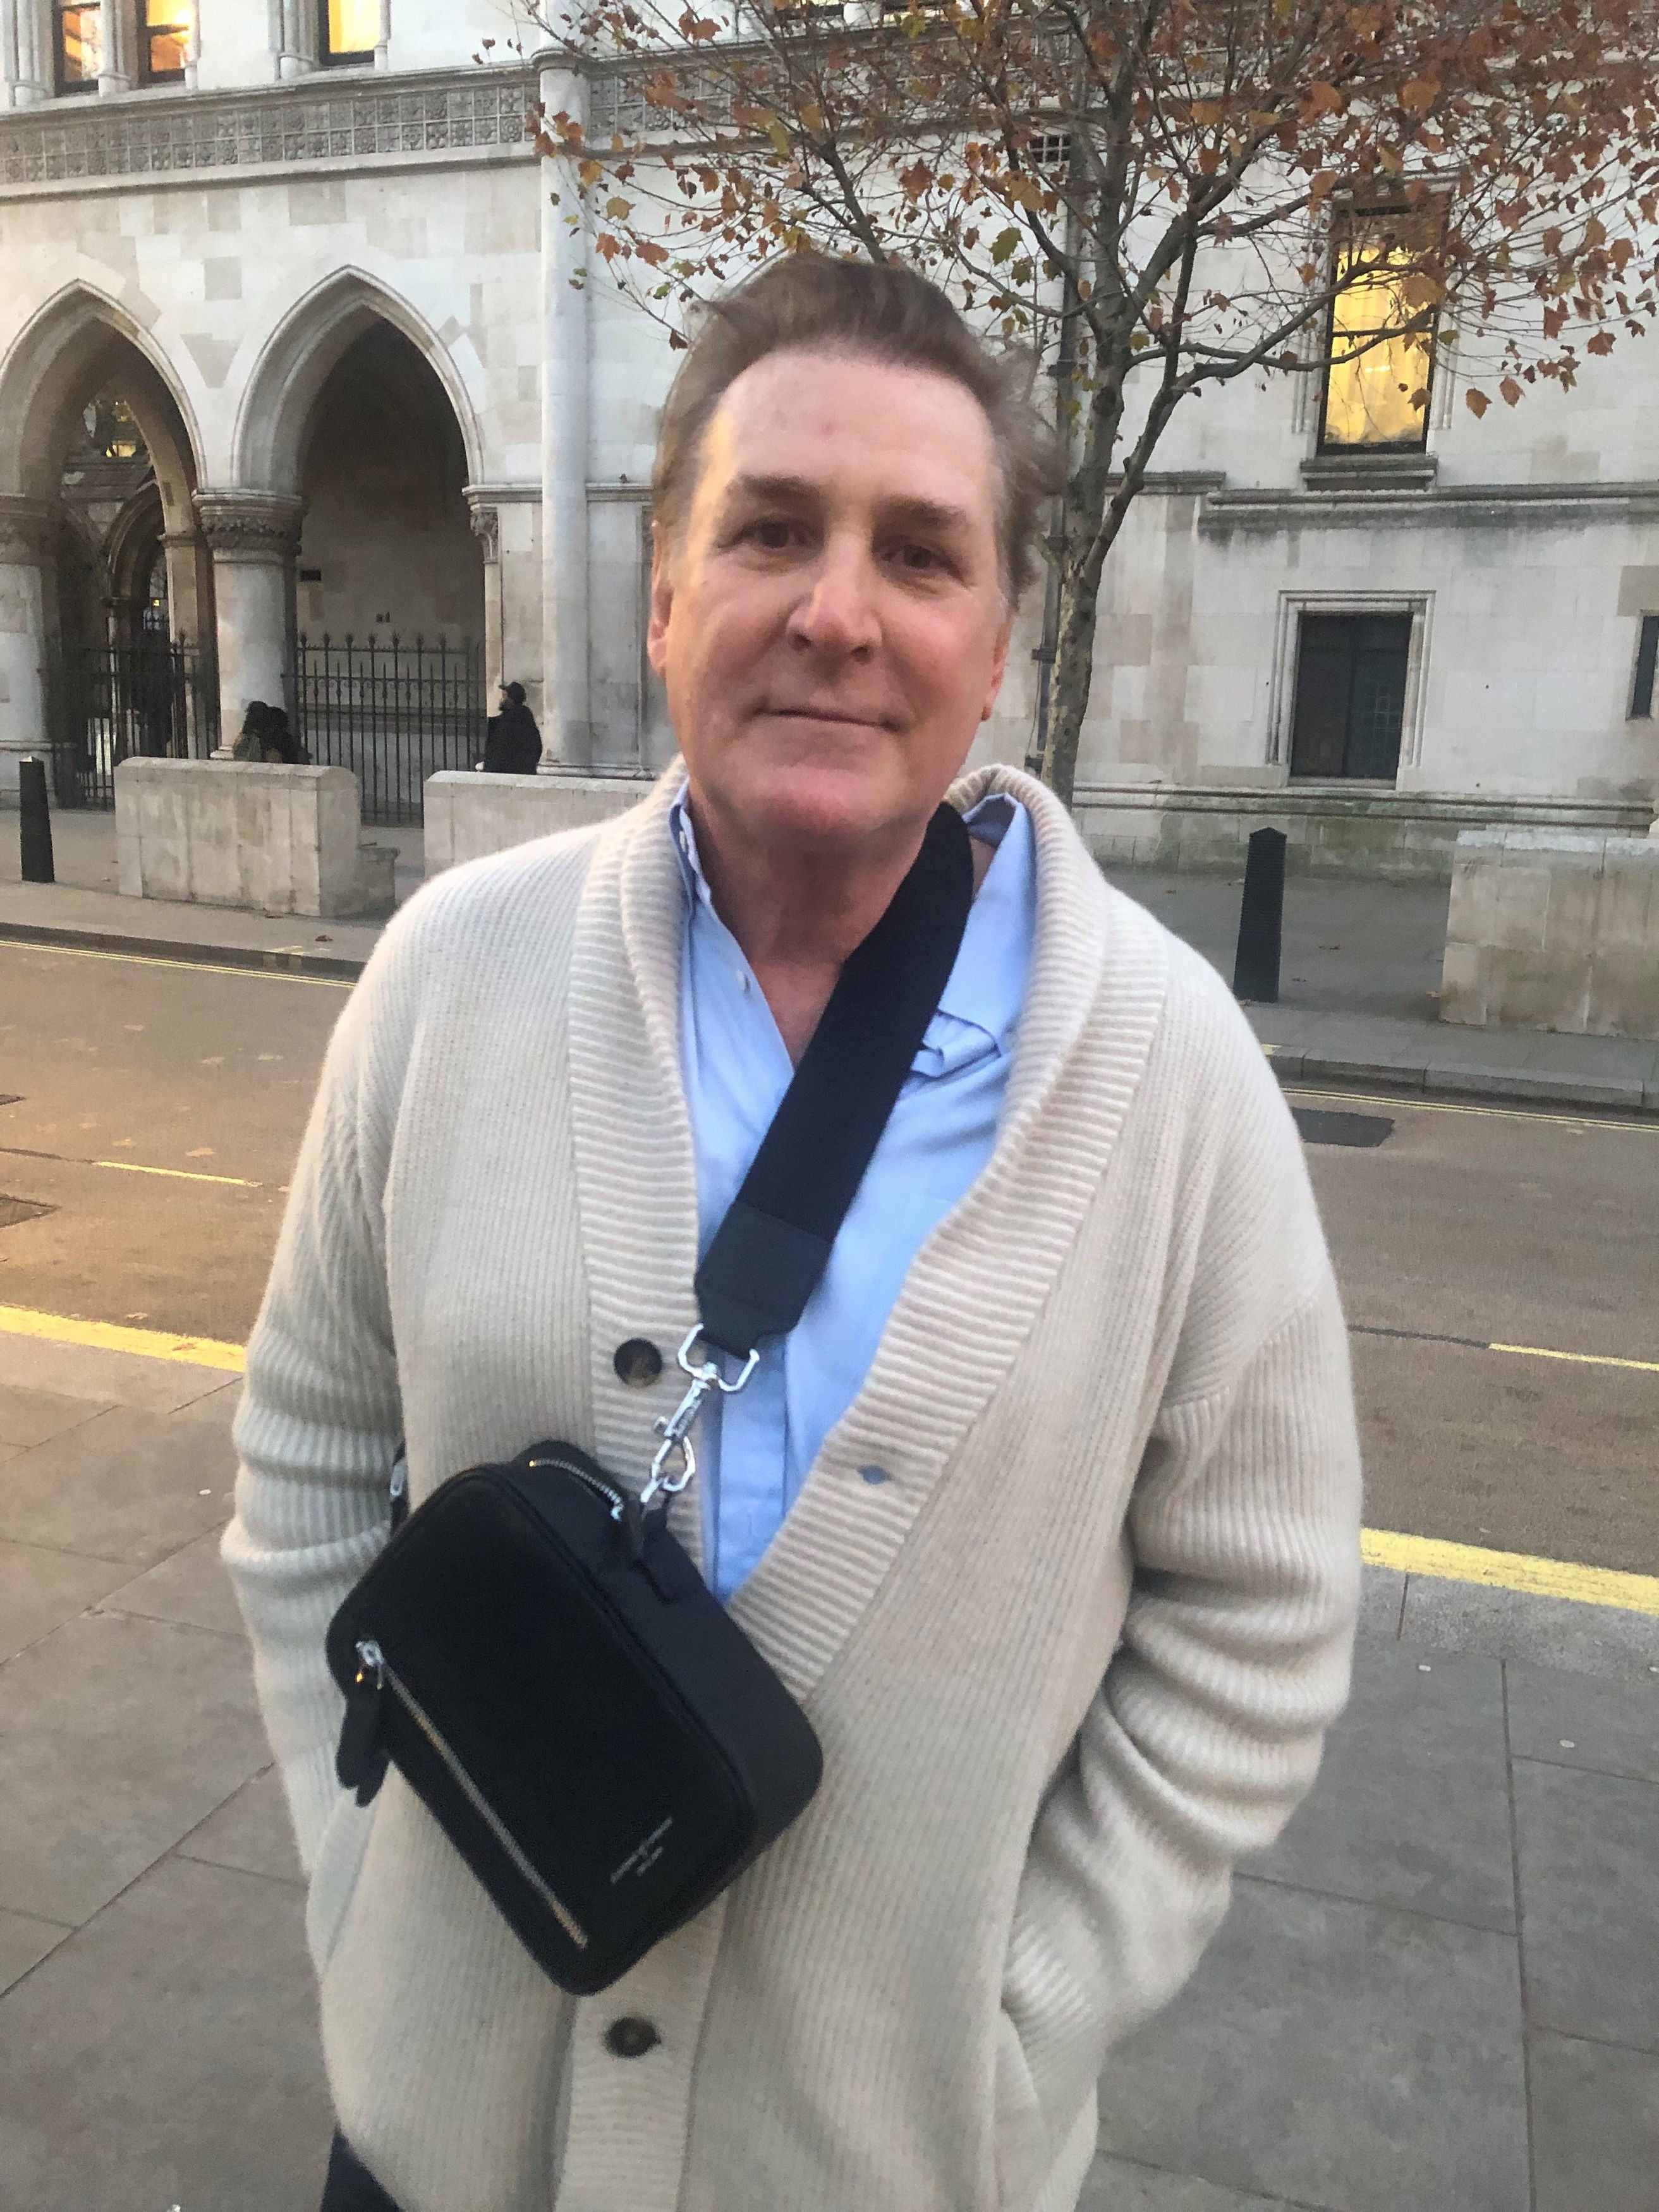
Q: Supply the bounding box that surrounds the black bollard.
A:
[18,755,54,885]
[1232,825,1285,1004]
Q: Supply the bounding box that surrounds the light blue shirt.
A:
[672,787,1037,1601]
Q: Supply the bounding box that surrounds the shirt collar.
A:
[669,781,1032,1055]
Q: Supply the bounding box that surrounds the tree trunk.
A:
[1042,379,1122,813]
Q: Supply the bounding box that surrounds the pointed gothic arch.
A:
[233,269,485,496]
[0,284,203,530]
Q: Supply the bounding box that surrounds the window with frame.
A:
[54,1,102,93]
[142,0,190,83]
[1320,222,1437,453]
[1289,613,1413,780]
[319,0,380,65]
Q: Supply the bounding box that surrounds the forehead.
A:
[696,348,1000,523]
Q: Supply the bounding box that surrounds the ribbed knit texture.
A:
[223,763,1362,2212]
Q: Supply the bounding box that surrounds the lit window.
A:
[144,1,191,83]
[320,0,380,64]
[55,2,101,93]
[1320,228,1436,452]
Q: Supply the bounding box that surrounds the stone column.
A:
[466,482,546,738]
[161,530,212,651]
[276,0,315,80]
[375,0,391,69]
[193,490,304,757]
[3,0,52,105]
[97,0,132,93]
[0,495,52,806]
[537,55,593,769]
[468,495,504,703]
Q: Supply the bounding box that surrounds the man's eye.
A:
[894,543,944,573]
[746,518,798,550]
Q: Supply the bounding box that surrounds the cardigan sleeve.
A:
[221,934,412,1873]
[1001,1031,1363,2113]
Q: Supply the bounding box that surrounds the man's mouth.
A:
[763,706,897,731]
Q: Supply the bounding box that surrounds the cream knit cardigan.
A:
[224,763,1361,2212]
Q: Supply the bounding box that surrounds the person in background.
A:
[260,706,307,767]
[480,680,543,774]
[231,700,274,761]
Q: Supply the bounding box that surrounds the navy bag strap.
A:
[693,799,975,1361]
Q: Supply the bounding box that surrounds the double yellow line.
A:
[3,1302,1656,1620]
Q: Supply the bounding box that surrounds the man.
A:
[226,257,1361,2212]
[480,679,543,774]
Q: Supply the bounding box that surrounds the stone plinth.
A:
[423,770,652,877]
[1441,829,1659,1038]
[116,759,395,918]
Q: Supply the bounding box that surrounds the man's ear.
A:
[646,521,674,678]
[979,608,1015,722]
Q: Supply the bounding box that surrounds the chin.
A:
[732,756,908,854]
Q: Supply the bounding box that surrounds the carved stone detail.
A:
[193,490,305,559]
[468,500,501,565]
[0,495,56,562]
[0,68,535,190]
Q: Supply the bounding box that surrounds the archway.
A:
[288,319,487,822]
[0,291,214,802]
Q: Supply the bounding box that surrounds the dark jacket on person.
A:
[482,702,542,775]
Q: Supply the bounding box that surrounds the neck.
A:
[686,788,959,1063]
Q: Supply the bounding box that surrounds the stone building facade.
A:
[3,0,1657,864]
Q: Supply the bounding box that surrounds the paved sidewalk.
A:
[6,805,1658,1112]
[2,1327,1656,2211]
[1105,865,1659,1115]
[0,807,421,976]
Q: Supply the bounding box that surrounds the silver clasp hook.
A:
[640,1327,759,1512]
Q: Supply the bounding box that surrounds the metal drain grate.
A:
[0,1194,56,1229]
[1292,1107,1395,1149]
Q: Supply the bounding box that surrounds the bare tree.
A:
[519,0,1659,805]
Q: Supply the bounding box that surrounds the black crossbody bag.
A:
[325,803,975,1996]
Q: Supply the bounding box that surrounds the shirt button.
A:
[612,1338,664,1389]
[604,2015,661,2058]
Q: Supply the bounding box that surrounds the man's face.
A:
[648,348,1014,859]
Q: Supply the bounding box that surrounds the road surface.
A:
[2,936,1653,1572]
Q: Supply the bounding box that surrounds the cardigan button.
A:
[604,2015,661,2058]
[612,1338,664,1389]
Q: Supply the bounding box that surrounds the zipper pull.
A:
[336,1638,389,1804]
[389,1446,410,1534]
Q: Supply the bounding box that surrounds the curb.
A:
[1267,1045,1659,1119]
[0,919,368,982]
[7,919,1656,1117]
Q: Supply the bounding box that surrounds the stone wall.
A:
[1078,783,1655,880]
[1441,828,1659,1038]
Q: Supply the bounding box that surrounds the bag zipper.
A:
[355,1638,589,1953]
[527,1451,629,1522]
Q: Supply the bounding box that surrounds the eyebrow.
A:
[721,473,977,537]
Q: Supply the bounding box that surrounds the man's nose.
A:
[785,541,881,659]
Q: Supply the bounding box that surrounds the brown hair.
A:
[651,257,1064,600]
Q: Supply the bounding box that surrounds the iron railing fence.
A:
[46,638,220,808]
[291,633,485,825]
